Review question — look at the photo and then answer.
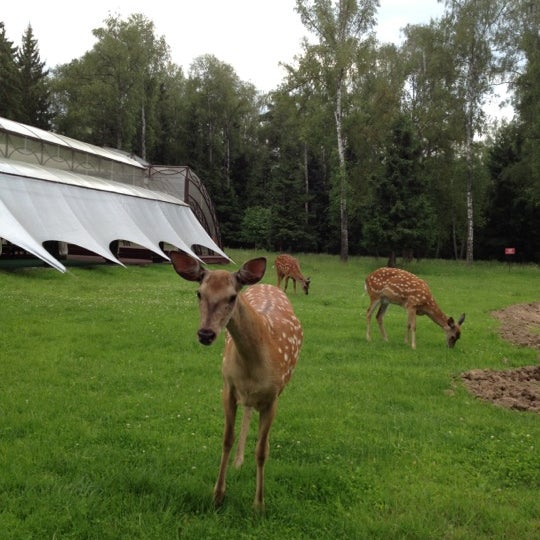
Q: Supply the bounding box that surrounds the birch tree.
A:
[441,0,516,264]
[295,0,378,261]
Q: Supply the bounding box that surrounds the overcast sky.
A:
[3,1,445,90]
[2,0,511,119]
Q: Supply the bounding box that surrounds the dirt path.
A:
[460,302,540,413]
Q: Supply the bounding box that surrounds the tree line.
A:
[1,0,538,263]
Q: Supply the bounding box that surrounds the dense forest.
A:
[1,0,538,263]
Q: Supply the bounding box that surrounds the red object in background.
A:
[505,247,516,255]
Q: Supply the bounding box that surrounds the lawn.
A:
[0,250,538,539]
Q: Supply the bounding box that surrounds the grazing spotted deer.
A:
[365,267,465,349]
[275,254,311,295]
[170,252,303,510]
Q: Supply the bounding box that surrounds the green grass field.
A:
[1,250,538,539]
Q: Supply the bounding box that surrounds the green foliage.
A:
[1,1,539,262]
[240,206,272,249]
[178,54,264,248]
[513,4,540,208]
[439,0,520,264]
[270,165,315,252]
[0,22,51,127]
[150,66,188,165]
[480,122,540,261]
[363,115,435,259]
[50,13,171,156]
[0,252,538,538]
[294,0,380,260]
[15,24,51,129]
[210,182,243,248]
[259,89,324,252]
[0,22,21,119]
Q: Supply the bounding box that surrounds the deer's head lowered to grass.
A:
[365,267,465,349]
[171,252,303,510]
[275,254,311,295]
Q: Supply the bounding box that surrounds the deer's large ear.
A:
[236,257,266,286]
[458,313,466,326]
[447,317,455,328]
[170,252,205,282]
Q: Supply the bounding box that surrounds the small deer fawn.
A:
[365,267,465,349]
[275,254,311,295]
[170,252,303,510]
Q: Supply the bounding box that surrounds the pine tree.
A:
[0,22,21,119]
[481,124,538,261]
[16,24,51,129]
[363,115,435,264]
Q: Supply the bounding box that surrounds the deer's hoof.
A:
[213,487,226,507]
[253,499,265,514]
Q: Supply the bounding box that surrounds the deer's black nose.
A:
[198,328,216,345]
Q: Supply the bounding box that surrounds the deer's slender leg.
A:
[406,308,417,349]
[214,386,237,506]
[366,298,380,341]
[234,406,253,468]
[253,401,277,510]
[375,301,390,341]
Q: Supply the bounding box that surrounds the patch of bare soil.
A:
[461,302,540,413]
[490,302,540,350]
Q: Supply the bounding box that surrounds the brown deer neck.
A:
[423,300,449,328]
[226,295,268,360]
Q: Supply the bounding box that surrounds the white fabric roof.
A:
[0,158,228,272]
[0,117,146,168]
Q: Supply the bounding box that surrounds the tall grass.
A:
[0,251,538,539]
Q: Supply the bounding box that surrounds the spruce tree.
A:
[363,115,435,264]
[16,24,51,129]
[0,22,21,120]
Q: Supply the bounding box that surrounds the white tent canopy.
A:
[0,158,228,272]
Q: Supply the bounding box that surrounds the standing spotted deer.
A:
[275,254,311,295]
[170,252,303,510]
[365,267,465,349]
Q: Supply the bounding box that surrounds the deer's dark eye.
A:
[228,294,237,304]
[196,291,201,301]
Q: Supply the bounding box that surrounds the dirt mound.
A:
[461,302,540,413]
[490,302,540,350]
[462,365,540,412]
